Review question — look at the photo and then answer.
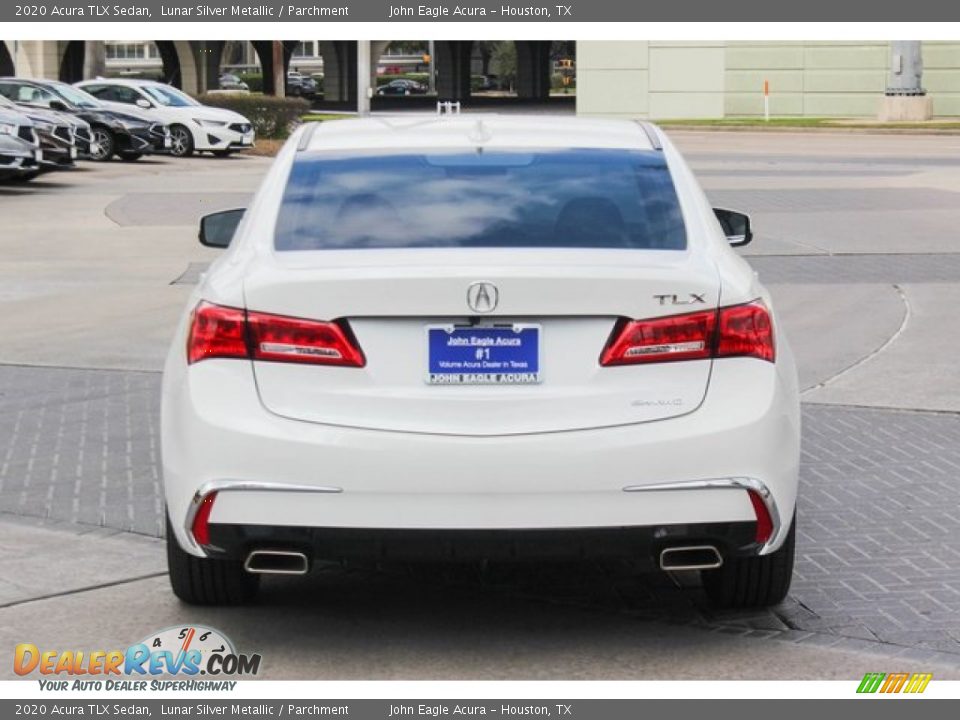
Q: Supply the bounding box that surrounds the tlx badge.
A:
[654,293,707,306]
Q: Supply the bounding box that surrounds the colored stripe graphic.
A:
[857,672,931,694]
[857,673,885,693]
[905,673,933,694]
[881,672,909,693]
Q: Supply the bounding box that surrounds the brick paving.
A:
[1,363,959,657]
[0,365,162,537]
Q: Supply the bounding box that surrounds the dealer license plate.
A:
[427,325,541,385]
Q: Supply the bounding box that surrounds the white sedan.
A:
[161,116,800,608]
[75,78,254,157]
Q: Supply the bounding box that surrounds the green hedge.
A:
[237,73,263,93]
[376,72,429,87]
[196,93,311,139]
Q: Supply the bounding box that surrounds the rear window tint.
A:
[274,148,686,251]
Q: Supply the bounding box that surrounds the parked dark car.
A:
[0,78,170,161]
[376,78,428,96]
[286,71,317,97]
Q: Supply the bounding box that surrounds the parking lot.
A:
[2,130,960,679]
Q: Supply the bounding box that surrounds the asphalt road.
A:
[1,129,960,679]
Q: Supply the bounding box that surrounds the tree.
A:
[491,41,516,92]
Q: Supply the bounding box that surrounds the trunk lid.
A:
[243,249,720,435]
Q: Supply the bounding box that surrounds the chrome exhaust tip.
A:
[244,550,309,575]
[659,545,723,571]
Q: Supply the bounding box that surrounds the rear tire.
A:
[166,517,259,605]
[702,515,795,609]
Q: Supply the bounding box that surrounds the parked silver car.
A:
[0,106,42,181]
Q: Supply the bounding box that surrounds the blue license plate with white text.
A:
[427,325,541,385]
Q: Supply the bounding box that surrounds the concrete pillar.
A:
[317,41,356,104]
[173,40,201,94]
[82,41,106,80]
[191,41,225,95]
[515,41,552,100]
[1,41,14,75]
[14,40,61,79]
[357,40,371,114]
[436,41,473,102]
[272,41,286,99]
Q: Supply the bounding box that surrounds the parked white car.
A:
[162,116,800,609]
[75,78,254,157]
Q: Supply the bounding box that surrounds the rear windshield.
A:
[274,148,686,252]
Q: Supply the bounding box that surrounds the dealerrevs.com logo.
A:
[14,626,261,690]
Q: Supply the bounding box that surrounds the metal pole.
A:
[886,40,924,96]
[356,41,371,115]
[428,40,436,95]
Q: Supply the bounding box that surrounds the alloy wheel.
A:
[91,128,114,161]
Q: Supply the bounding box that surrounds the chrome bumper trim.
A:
[622,476,783,555]
[184,480,342,555]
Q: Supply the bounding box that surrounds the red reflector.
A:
[191,491,217,546]
[247,311,366,367]
[186,301,365,367]
[187,302,247,364]
[599,309,717,366]
[748,489,774,544]
[716,301,775,362]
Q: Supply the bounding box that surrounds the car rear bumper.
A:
[163,347,800,559]
[204,520,761,568]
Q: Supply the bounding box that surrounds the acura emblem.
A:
[466,281,498,313]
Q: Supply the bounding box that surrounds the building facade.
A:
[576,41,960,118]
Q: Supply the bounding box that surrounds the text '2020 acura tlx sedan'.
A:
[162,116,800,609]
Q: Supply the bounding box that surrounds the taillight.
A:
[247,310,365,367]
[599,300,774,366]
[715,301,775,362]
[599,310,716,366]
[187,302,247,364]
[187,301,365,367]
[191,491,217,546]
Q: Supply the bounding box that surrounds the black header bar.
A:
[4,0,960,23]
